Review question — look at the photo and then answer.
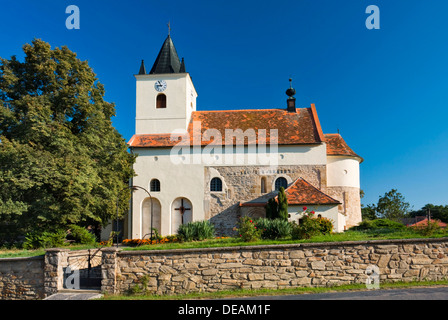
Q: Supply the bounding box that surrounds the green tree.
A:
[277,187,289,221]
[361,203,378,220]
[408,204,448,223]
[265,198,278,220]
[0,39,135,240]
[376,189,411,222]
[265,187,288,221]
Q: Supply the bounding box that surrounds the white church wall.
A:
[288,205,344,233]
[131,147,205,238]
[135,73,197,135]
[326,156,360,188]
[130,143,328,237]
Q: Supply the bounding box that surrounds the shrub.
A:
[291,215,321,240]
[256,218,292,240]
[23,230,67,249]
[317,217,334,235]
[350,218,406,231]
[177,220,215,242]
[291,210,334,240]
[412,220,442,237]
[234,216,262,242]
[67,225,96,244]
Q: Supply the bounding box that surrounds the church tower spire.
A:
[149,35,185,74]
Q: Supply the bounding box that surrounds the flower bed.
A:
[122,236,178,247]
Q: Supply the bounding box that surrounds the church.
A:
[125,34,363,239]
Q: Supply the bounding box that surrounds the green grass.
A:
[121,228,448,252]
[99,280,448,300]
[2,227,447,258]
[0,244,99,258]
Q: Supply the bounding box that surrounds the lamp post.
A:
[115,185,152,248]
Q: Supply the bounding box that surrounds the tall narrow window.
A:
[210,177,223,192]
[150,179,161,192]
[261,177,267,193]
[274,177,288,191]
[156,94,166,109]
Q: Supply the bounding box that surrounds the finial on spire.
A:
[286,77,296,112]
[286,78,296,98]
[167,21,171,36]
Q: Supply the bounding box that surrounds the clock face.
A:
[155,80,167,92]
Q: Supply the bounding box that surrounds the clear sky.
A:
[1,0,447,210]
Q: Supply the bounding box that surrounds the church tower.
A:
[135,35,198,135]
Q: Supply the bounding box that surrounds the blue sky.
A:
[1,0,447,210]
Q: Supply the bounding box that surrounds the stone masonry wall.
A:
[205,165,326,235]
[0,255,45,300]
[108,238,448,295]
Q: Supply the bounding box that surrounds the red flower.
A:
[303,206,307,211]
[311,211,315,214]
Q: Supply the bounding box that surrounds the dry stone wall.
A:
[107,238,448,295]
[0,255,45,300]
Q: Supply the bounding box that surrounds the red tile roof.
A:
[240,178,340,207]
[409,218,447,228]
[324,133,363,162]
[283,178,341,205]
[128,106,325,148]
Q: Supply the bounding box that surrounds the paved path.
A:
[44,290,103,300]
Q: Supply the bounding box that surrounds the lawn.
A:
[121,228,448,252]
[1,224,447,258]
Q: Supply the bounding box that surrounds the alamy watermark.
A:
[169,121,279,170]
[66,5,80,30]
[366,264,380,290]
[65,266,80,290]
[366,5,380,30]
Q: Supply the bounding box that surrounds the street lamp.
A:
[115,185,152,248]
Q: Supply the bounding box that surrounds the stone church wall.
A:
[205,165,327,235]
[103,238,448,296]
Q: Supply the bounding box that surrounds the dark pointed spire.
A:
[179,57,186,73]
[149,35,183,74]
[138,60,147,75]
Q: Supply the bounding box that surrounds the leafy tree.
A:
[277,187,289,221]
[265,198,278,220]
[408,204,448,223]
[0,39,135,240]
[265,187,288,221]
[361,203,378,220]
[376,189,411,222]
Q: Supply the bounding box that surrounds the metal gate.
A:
[63,248,102,290]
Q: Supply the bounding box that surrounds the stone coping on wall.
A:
[114,237,448,256]
[0,255,45,262]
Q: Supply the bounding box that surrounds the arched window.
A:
[210,177,223,192]
[150,179,161,192]
[274,177,288,191]
[261,177,267,193]
[156,94,166,109]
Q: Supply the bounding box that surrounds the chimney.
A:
[286,78,296,112]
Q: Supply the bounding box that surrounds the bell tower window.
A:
[156,94,166,109]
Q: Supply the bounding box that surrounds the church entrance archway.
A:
[171,197,192,234]
[142,197,161,238]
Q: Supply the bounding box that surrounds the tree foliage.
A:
[265,187,288,221]
[376,189,411,221]
[0,39,135,239]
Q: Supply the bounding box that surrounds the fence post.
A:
[44,248,70,297]
[101,247,121,295]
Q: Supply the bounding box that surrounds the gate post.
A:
[101,247,121,295]
[44,248,70,297]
